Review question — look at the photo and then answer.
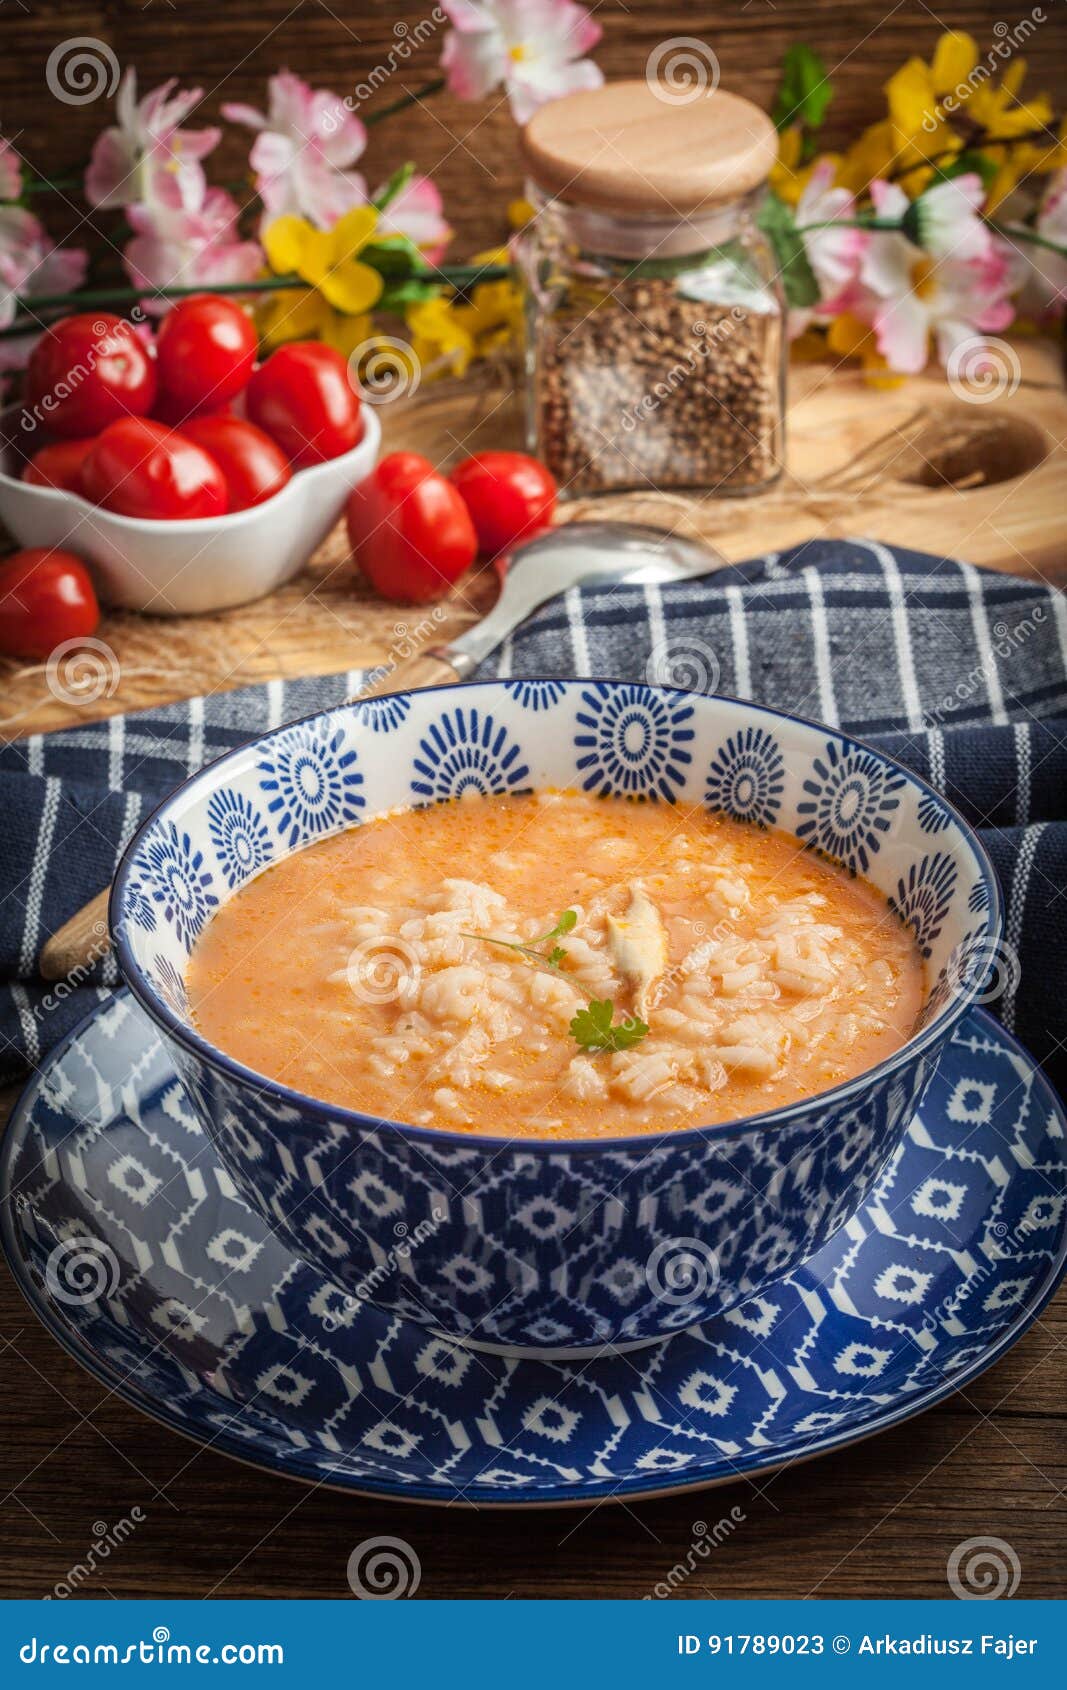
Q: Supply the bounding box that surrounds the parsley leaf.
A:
[570,999,650,1054]
[464,911,650,1054]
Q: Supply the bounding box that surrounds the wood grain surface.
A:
[6,2,1067,255]
[2,0,1066,1604]
[0,1217,1063,1598]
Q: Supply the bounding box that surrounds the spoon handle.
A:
[38,652,464,983]
[39,888,110,983]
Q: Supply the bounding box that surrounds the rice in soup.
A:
[187,790,924,1138]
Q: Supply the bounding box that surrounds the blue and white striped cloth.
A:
[2,538,1065,1091]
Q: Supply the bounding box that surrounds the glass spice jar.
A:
[516,81,786,498]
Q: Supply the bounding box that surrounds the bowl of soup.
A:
[112,681,1001,1353]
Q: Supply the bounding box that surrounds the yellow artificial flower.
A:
[452,245,523,357]
[826,313,905,389]
[835,120,903,196]
[255,286,371,357]
[404,296,474,378]
[507,197,536,229]
[263,207,384,317]
[769,125,805,204]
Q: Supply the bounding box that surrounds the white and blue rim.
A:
[0,1005,1063,1509]
[110,681,1005,1157]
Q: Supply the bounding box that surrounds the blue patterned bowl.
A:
[112,682,1002,1354]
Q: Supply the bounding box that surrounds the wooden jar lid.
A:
[520,80,777,217]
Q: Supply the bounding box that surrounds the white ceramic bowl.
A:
[0,402,381,615]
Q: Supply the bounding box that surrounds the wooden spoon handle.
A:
[39,887,111,982]
[37,650,463,982]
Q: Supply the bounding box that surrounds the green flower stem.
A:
[989,220,1067,258]
[2,260,513,340]
[794,218,906,233]
[365,76,446,126]
[22,174,85,196]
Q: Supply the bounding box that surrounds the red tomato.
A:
[180,415,292,512]
[247,342,363,467]
[450,451,557,555]
[22,438,96,494]
[24,313,156,438]
[155,295,258,419]
[346,452,477,604]
[0,548,100,660]
[152,392,233,428]
[81,418,229,520]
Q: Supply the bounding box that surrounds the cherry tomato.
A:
[0,548,100,660]
[346,452,477,604]
[180,415,292,512]
[81,417,229,520]
[22,437,96,494]
[155,295,258,419]
[247,342,363,467]
[152,392,233,429]
[24,313,156,438]
[449,451,557,555]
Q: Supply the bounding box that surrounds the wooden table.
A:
[2,351,1065,1599]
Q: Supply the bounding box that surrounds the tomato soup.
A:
[186,791,924,1139]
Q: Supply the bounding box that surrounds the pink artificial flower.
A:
[792,159,867,332]
[0,137,22,202]
[441,0,603,124]
[375,173,451,265]
[223,71,368,229]
[855,179,1013,373]
[85,69,220,210]
[124,161,262,297]
[1013,169,1067,319]
[0,206,88,366]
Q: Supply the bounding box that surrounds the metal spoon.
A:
[40,521,727,978]
[360,520,726,695]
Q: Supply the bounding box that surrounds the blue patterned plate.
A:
[3,994,1064,1506]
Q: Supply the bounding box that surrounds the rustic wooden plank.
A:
[0,1219,1063,1598]
[6,4,1067,254]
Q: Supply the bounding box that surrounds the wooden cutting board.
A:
[2,339,1064,743]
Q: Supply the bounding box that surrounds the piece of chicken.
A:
[606,886,668,1020]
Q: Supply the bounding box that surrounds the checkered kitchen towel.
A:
[2,537,1066,1091]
